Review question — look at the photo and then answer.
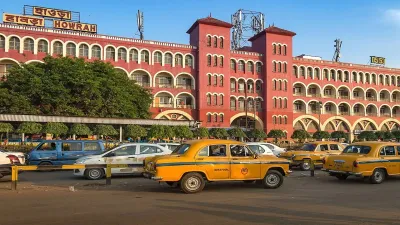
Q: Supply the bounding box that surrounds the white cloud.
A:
[384,9,400,25]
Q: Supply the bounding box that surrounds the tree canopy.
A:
[391,130,400,141]
[193,127,209,139]
[174,126,193,139]
[248,129,268,141]
[358,131,377,141]
[228,127,247,138]
[0,56,153,118]
[312,131,331,140]
[17,122,42,134]
[0,123,14,133]
[70,124,92,136]
[42,122,68,137]
[93,125,118,136]
[330,131,348,140]
[209,128,229,139]
[267,129,285,143]
[291,129,311,143]
[125,125,147,139]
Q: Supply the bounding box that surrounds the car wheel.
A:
[263,170,284,189]
[369,169,386,184]
[180,172,205,194]
[243,180,255,184]
[38,162,54,172]
[335,174,348,180]
[300,161,311,171]
[84,168,104,180]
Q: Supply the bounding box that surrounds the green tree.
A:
[291,129,311,143]
[174,126,193,140]
[383,131,395,141]
[267,129,285,143]
[375,131,385,140]
[0,56,153,118]
[209,128,229,139]
[312,131,331,140]
[193,127,209,139]
[70,124,92,136]
[331,131,348,140]
[125,125,147,141]
[247,129,268,141]
[358,131,377,141]
[391,130,400,141]
[163,126,176,139]
[93,124,118,141]
[228,127,247,139]
[42,122,68,137]
[147,125,165,140]
[0,123,14,142]
[17,122,42,134]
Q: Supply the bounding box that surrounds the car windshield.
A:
[342,145,371,154]
[300,144,317,151]
[172,144,190,155]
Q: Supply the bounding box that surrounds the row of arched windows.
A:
[273,79,288,91]
[230,78,263,93]
[272,43,287,56]
[293,65,400,87]
[207,74,224,87]
[230,97,263,111]
[206,35,224,49]
[273,97,288,109]
[272,61,287,73]
[207,54,223,67]
[230,59,262,74]
[206,93,224,106]
[272,115,288,124]
[206,113,224,123]
[0,35,194,67]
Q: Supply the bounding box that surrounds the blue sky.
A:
[2,0,400,67]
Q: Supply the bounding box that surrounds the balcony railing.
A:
[136,82,150,87]
[230,89,236,93]
[323,94,336,98]
[308,93,321,97]
[393,99,400,103]
[176,104,195,109]
[155,83,173,88]
[175,84,194,90]
[339,111,350,115]
[154,103,173,108]
[324,111,336,115]
[338,95,350,99]
[379,98,390,102]
[230,106,237,111]
[308,110,318,114]
[353,112,365,116]
[238,89,245,93]
[294,109,306,113]
[381,113,391,117]
[366,97,377,101]
[353,96,364,100]
[367,112,378,117]
[293,92,306,96]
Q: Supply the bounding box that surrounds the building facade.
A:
[1,15,400,141]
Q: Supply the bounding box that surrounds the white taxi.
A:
[74,143,171,180]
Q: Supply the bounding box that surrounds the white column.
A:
[119,125,123,143]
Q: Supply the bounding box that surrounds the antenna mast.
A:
[332,39,342,62]
[137,10,144,40]
[231,9,264,50]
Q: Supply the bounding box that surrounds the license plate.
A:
[334,162,344,169]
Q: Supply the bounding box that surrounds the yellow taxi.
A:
[322,142,400,184]
[143,139,291,194]
[279,141,345,171]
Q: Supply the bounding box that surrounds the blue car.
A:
[27,140,105,166]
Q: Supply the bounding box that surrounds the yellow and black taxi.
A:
[279,141,345,170]
[322,142,400,184]
[143,139,291,194]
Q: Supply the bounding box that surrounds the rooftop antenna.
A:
[137,10,144,40]
[333,39,342,62]
[231,9,264,50]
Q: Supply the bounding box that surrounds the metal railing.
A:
[367,112,378,116]
[176,104,195,109]
[366,97,377,101]
[339,111,350,115]
[338,95,350,99]
[293,92,306,96]
[155,83,173,88]
[153,103,173,108]
[175,84,194,90]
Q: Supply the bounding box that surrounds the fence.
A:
[2,163,142,191]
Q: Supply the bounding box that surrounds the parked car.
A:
[27,140,105,166]
[279,141,345,171]
[74,143,171,180]
[0,151,22,178]
[0,149,26,164]
[248,142,285,156]
[246,143,275,156]
[322,142,400,184]
[143,139,291,194]
[156,143,180,151]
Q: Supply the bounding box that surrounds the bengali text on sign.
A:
[33,7,72,20]
[2,13,44,27]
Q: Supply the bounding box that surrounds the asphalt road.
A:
[1,170,400,225]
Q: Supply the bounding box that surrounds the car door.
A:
[195,144,230,180]
[379,145,398,175]
[60,142,84,164]
[229,144,260,180]
[83,142,103,156]
[104,145,138,174]
[31,141,58,163]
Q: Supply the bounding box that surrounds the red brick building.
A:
[1,15,399,141]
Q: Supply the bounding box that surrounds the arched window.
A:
[219,95,224,105]
[283,63,287,73]
[273,98,277,108]
[279,80,282,90]
[207,74,212,86]
[273,44,276,55]
[238,61,245,72]
[284,117,287,124]
[213,36,218,48]
[279,117,282,124]
[324,69,329,80]
[283,45,287,55]
[300,67,305,78]
[293,66,298,77]
[38,40,48,53]
[273,116,276,124]
[207,55,212,66]
[23,38,34,52]
[219,76,224,87]
[66,43,76,56]
[219,114,224,122]
[130,49,139,62]
[207,114,211,122]
[9,37,20,50]
[207,94,211,105]
[213,114,218,122]
[219,56,224,67]
[0,36,5,49]
[278,62,282,72]
[284,81,287,91]
[220,37,224,48]
[141,50,150,63]
[53,41,63,55]
[154,52,162,63]
[79,44,89,57]
[175,54,183,66]
[277,45,281,55]
[247,62,254,73]
[315,68,320,79]
[117,48,127,61]
[279,98,283,108]
[273,80,277,90]
[330,69,336,81]
[256,62,262,74]
[213,94,218,105]
[165,53,173,65]
[92,45,101,59]
[273,62,277,72]
[213,55,218,67]
[284,99,287,108]
[207,36,211,47]
[213,75,218,86]
[185,55,193,67]
[106,46,115,60]
[230,59,236,71]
